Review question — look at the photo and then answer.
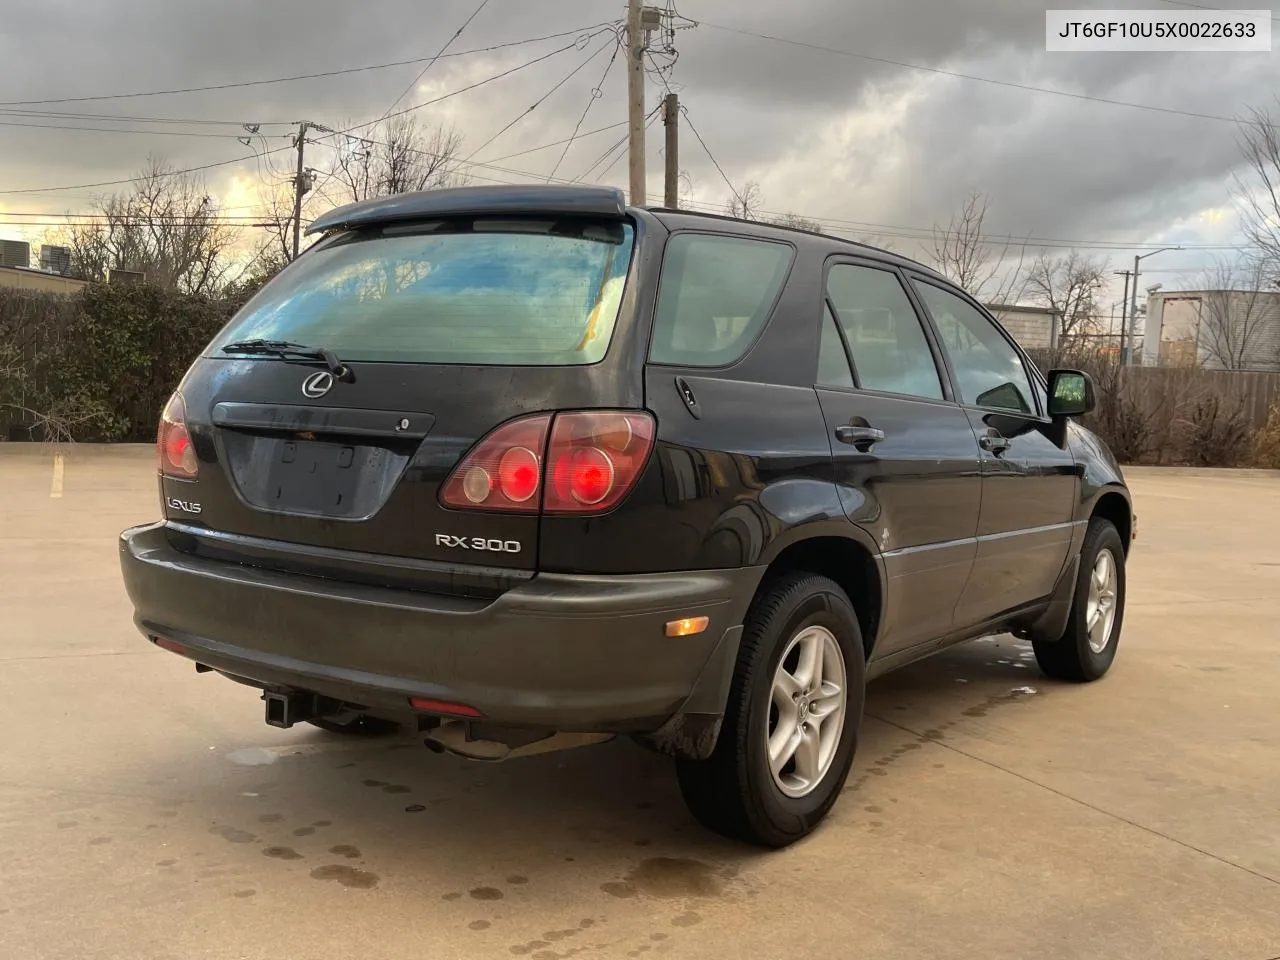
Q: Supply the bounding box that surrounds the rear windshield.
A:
[209,218,634,365]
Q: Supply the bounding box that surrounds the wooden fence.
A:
[1120,367,1280,431]
[1028,348,1280,465]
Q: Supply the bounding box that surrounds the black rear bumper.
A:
[119,522,760,737]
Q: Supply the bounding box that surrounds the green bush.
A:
[1,283,242,442]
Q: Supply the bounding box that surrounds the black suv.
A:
[120,185,1133,847]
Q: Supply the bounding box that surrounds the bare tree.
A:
[332,116,466,204]
[725,180,765,221]
[1235,103,1280,287]
[931,191,1029,304]
[1196,257,1274,370]
[767,211,823,233]
[1025,251,1110,346]
[678,170,695,210]
[249,178,299,266]
[725,180,822,232]
[60,157,240,294]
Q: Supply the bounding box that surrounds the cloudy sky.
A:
[2,0,1278,304]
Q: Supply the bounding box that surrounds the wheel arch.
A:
[753,533,884,661]
[1090,487,1133,554]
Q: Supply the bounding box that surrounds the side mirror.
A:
[1046,369,1096,418]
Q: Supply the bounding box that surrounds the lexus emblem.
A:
[301,371,334,399]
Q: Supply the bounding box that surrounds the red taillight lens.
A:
[157,393,198,479]
[545,411,654,514]
[440,410,655,515]
[555,446,614,506]
[439,414,551,512]
[498,445,540,503]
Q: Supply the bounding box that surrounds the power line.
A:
[0,221,270,228]
[547,36,622,182]
[0,25,612,107]
[678,104,742,205]
[572,104,660,182]
[5,197,1256,255]
[573,131,629,182]
[2,122,634,224]
[594,110,659,183]
[325,129,591,188]
[0,212,278,220]
[462,33,621,163]
[377,0,492,121]
[0,151,290,197]
[0,108,290,126]
[344,30,612,136]
[0,40,591,197]
[1154,0,1280,23]
[658,97,1256,250]
[654,191,1255,252]
[485,119,626,163]
[695,20,1267,128]
[0,119,273,139]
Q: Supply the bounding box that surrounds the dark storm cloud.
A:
[2,0,1278,269]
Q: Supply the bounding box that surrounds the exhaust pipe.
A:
[424,721,612,762]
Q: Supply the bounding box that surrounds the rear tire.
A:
[675,573,865,848]
[1032,518,1126,682]
[307,713,400,736]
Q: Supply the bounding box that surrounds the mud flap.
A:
[635,625,743,760]
[1026,553,1080,644]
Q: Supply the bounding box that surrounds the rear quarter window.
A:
[648,233,793,366]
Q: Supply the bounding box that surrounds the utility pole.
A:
[290,120,333,259]
[1126,254,1141,366]
[292,121,312,261]
[626,0,647,206]
[1115,269,1132,362]
[1123,246,1181,365]
[662,93,679,208]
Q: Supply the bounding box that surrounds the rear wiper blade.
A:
[221,339,354,382]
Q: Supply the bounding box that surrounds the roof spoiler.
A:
[306,185,628,236]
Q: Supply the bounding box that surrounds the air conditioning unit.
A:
[0,239,31,269]
[40,244,72,275]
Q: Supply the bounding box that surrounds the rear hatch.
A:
[161,211,640,595]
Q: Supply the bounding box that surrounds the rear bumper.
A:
[119,522,760,734]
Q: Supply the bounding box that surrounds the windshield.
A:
[209,218,634,365]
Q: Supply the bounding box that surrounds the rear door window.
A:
[209,219,634,365]
[649,234,793,366]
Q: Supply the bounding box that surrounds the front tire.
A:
[1033,518,1126,682]
[675,573,865,848]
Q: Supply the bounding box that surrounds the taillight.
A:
[439,410,655,515]
[157,393,198,479]
[545,411,654,514]
[439,414,552,513]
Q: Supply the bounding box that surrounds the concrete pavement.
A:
[1,447,1278,960]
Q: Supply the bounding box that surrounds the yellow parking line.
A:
[50,453,64,499]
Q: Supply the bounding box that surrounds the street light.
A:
[1123,246,1182,365]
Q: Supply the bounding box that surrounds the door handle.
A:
[835,424,885,449]
[979,433,1012,455]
